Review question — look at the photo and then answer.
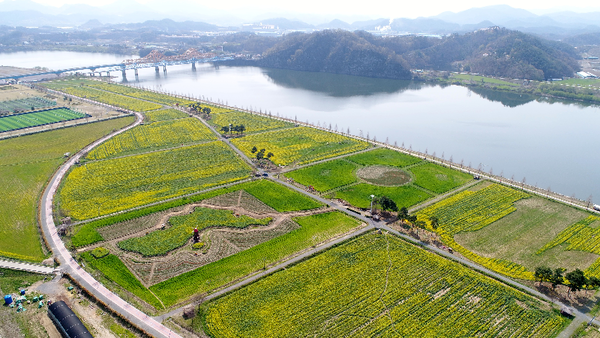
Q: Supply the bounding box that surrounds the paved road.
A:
[39,110,182,338]
[0,259,57,275]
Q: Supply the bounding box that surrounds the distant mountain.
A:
[563,32,600,46]
[435,5,537,25]
[114,19,220,32]
[256,18,313,30]
[317,19,351,30]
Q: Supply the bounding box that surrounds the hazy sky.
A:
[16,0,600,18]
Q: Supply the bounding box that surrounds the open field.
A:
[200,232,567,338]
[208,110,294,134]
[144,108,188,122]
[346,147,422,167]
[231,126,370,166]
[0,96,56,113]
[150,211,362,307]
[335,183,432,209]
[561,78,600,88]
[0,116,134,261]
[82,80,194,106]
[456,197,597,274]
[85,118,217,160]
[410,162,473,193]
[0,108,88,132]
[451,74,519,87]
[285,159,358,191]
[118,207,272,256]
[243,179,324,211]
[59,141,252,220]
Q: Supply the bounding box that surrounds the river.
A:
[2,51,599,201]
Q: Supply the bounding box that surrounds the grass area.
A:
[0,268,45,293]
[82,80,194,106]
[86,118,217,160]
[561,78,600,88]
[346,147,421,167]
[0,116,134,261]
[243,179,324,212]
[200,232,567,338]
[209,111,294,134]
[81,252,163,310]
[455,197,596,273]
[70,179,322,247]
[335,183,432,209]
[118,207,271,256]
[451,74,518,86]
[59,141,252,220]
[0,96,56,112]
[231,126,370,166]
[144,108,188,122]
[150,211,362,307]
[417,183,533,279]
[285,159,358,192]
[0,108,88,132]
[411,162,473,193]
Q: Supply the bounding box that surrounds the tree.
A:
[551,268,565,289]
[202,107,211,115]
[251,146,258,153]
[534,266,553,285]
[565,269,586,296]
[398,207,409,221]
[220,126,229,133]
[377,196,398,212]
[266,152,274,158]
[429,216,439,230]
[239,124,246,135]
[256,149,265,160]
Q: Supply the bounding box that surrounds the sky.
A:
[11,0,600,18]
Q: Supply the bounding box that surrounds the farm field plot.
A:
[232,126,370,166]
[285,159,357,192]
[81,80,194,106]
[144,108,188,122]
[150,211,362,307]
[335,183,432,209]
[0,116,134,261]
[209,110,294,134]
[243,179,323,212]
[59,141,252,220]
[0,108,89,132]
[455,197,597,274]
[0,96,56,113]
[410,162,473,193]
[43,82,162,112]
[200,232,567,338]
[417,183,533,279]
[118,207,272,257]
[86,118,217,160]
[346,147,422,167]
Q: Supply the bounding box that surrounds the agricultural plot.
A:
[285,159,358,192]
[0,96,56,112]
[410,162,473,193]
[86,118,217,160]
[243,179,323,212]
[0,116,133,261]
[144,108,188,122]
[59,141,252,220]
[232,126,370,166]
[81,252,164,310]
[118,207,272,256]
[200,232,566,338]
[83,81,194,106]
[209,110,294,134]
[346,147,422,167]
[417,183,533,279]
[0,108,89,132]
[335,183,432,209]
[43,82,162,112]
[150,211,362,307]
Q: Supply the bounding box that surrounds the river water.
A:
[2,52,599,201]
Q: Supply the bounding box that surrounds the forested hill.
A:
[255,28,579,81]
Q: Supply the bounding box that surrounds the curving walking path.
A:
[39,110,182,338]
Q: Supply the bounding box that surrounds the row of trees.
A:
[251,146,274,160]
[188,102,211,115]
[534,266,600,296]
[221,124,246,135]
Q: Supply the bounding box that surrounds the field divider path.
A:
[408,179,481,213]
[0,259,57,275]
[278,145,380,173]
[39,109,182,338]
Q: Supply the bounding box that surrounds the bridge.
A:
[0,48,233,81]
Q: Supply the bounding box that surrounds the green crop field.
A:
[243,179,323,211]
[82,81,194,106]
[86,118,217,160]
[209,111,294,134]
[346,147,421,167]
[451,74,518,86]
[232,127,370,166]
[0,96,56,112]
[81,252,164,309]
[118,207,272,256]
[0,116,134,261]
[200,232,566,338]
[59,141,252,220]
[285,159,358,192]
[561,78,600,88]
[410,162,473,193]
[0,108,88,132]
[335,183,432,209]
[150,211,362,307]
[144,108,188,122]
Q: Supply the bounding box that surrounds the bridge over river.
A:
[0,48,233,81]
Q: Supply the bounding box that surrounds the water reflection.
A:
[469,87,535,108]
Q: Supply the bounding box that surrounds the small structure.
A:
[560,306,574,318]
[48,301,93,338]
[594,204,600,212]
[4,294,12,305]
